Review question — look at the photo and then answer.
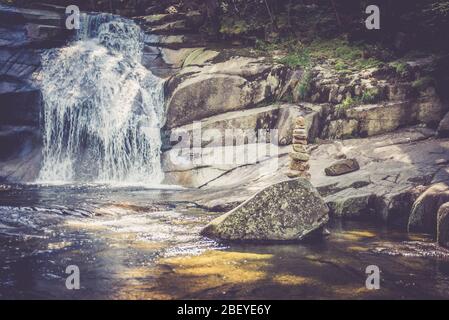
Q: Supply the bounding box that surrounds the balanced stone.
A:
[292,144,307,153]
[295,117,305,127]
[290,152,310,162]
[286,170,301,178]
[290,160,310,171]
[292,137,307,145]
[293,128,307,135]
[287,116,310,180]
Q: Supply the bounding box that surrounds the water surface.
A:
[1,184,449,299]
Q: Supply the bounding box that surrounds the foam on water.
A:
[38,13,165,185]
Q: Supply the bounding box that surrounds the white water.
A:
[38,14,165,185]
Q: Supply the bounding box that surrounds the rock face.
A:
[164,56,288,128]
[306,58,448,140]
[408,183,449,235]
[325,159,360,176]
[437,202,449,248]
[201,178,329,241]
[0,5,70,182]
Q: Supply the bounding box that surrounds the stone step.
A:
[135,11,204,28]
[144,34,205,49]
[150,20,192,35]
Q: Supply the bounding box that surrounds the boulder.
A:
[164,57,288,128]
[437,202,449,248]
[437,112,449,138]
[325,159,360,176]
[201,178,329,241]
[408,183,449,235]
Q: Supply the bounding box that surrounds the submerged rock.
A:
[201,178,329,241]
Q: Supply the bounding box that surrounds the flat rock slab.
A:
[201,178,329,241]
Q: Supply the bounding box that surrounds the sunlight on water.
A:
[38,14,165,185]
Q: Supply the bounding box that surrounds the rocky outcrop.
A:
[201,178,329,241]
[309,127,447,224]
[161,103,324,187]
[0,5,71,182]
[408,183,449,235]
[437,202,449,248]
[300,58,448,140]
[164,56,289,129]
[169,126,447,225]
[325,159,360,176]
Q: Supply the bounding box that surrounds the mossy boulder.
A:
[408,183,449,235]
[201,178,329,241]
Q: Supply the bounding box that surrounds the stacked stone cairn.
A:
[287,116,310,179]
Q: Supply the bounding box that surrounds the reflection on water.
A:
[1,184,449,299]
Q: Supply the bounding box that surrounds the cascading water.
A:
[38,13,165,184]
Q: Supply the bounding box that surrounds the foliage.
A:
[307,38,382,71]
[297,69,312,100]
[412,76,435,91]
[335,96,356,117]
[390,61,409,77]
[278,49,310,68]
[360,88,382,104]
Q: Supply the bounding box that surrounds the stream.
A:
[1,184,449,299]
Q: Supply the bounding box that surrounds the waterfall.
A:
[38,14,165,185]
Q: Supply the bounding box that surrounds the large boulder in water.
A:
[201,178,329,241]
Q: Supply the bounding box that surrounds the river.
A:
[1,184,449,299]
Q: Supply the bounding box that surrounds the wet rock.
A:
[437,202,449,248]
[326,191,376,219]
[201,178,329,241]
[325,159,360,176]
[373,240,449,259]
[408,183,449,235]
[437,112,449,138]
[435,159,449,165]
[0,87,42,127]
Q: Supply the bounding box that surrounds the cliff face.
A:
[0,5,70,181]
